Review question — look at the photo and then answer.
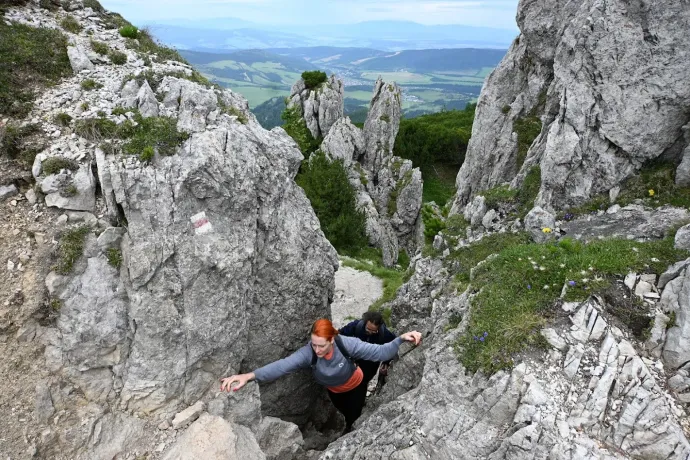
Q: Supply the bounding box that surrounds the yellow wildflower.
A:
[648,189,655,197]
[542,227,552,233]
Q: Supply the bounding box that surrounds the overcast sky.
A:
[99,0,520,29]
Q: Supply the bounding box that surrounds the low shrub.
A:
[90,39,109,55]
[80,78,102,90]
[118,25,138,39]
[53,112,72,126]
[301,70,328,90]
[109,50,127,65]
[42,156,78,175]
[60,15,82,34]
[296,150,368,252]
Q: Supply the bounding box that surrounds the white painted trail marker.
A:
[191,211,213,235]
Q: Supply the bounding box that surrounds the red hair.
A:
[311,319,339,340]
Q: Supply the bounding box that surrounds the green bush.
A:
[0,123,40,159]
[0,21,71,116]
[118,25,138,38]
[109,50,127,65]
[280,103,321,157]
[39,0,59,10]
[301,70,328,90]
[74,117,119,141]
[54,226,90,274]
[60,15,82,34]
[422,204,445,243]
[53,112,72,126]
[90,39,109,55]
[80,78,102,90]
[42,156,78,175]
[296,150,368,252]
[394,104,475,171]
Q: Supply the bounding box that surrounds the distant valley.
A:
[180,46,507,128]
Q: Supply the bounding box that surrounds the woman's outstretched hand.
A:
[220,372,255,392]
[400,331,423,346]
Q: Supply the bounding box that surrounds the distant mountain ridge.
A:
[144,20,517,51]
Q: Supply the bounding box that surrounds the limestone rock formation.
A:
[451,0,690,214]
[319,78,423,266]
[288,74,344,140]
[321,257,690,459]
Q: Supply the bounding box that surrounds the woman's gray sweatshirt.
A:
[253,335,404,387]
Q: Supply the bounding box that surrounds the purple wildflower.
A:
[473,336,479,341]
[527,284,531,290]
[568,280,576,287]
[479,336,485,342]
[483,331,488,337]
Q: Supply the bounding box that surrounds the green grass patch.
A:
[421,163,458,206]
[60,15,82,34]
[109,50,127,65]
[90,39,109,56]
[53,112,72,127]
[42,156,78,175]
[459,236,688,374]
[0,21,71,117]
[476,166,541,218]
[106,248,123,268]
[80,78,102,91]
[121,112,189,160]
[445,214,470,237]
[54,226,90,274]
[513,116,541,171]
[74,116,120,141]
[422,203,445,243]
[562,161,690,219]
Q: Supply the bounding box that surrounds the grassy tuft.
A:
[80,78,103,91]
[54,226,90,274]
[60,15,82,34]
[109,50,127,65]
[74,116,120,141]
[0,21,72,117]
[42,156,78,175]
[458,236,688,374]
[118,25,138,39]
[121,112,189,158]
[53,112,72,127]
[482,185,517,211]
[0,123,40,159]
[217,97,248,124]
[90,39,109,56]
[106,248,123,268]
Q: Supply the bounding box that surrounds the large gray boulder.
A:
[50,87,338,432]
[43,164,96,212]
[451,0,690,214]
[320,117,365,164]
[162,414,266,460]
[288,74,344,140]
[67,45,94,72]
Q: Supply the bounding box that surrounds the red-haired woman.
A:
[220,318,422,433]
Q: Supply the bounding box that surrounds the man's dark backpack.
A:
[311,335,356,368]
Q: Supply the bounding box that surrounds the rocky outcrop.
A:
[319,78,423,266]
[321,257,690,459]
[1,3,339,458]
[451,0,690,214]
[288,74,344,140]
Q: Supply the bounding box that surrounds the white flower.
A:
[543,285,550,290]
[539,266,546,271]
[580,270,587,276]
[559,264,565,268]
[582,278,590,283]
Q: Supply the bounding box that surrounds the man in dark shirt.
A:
[339,311,397,388]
